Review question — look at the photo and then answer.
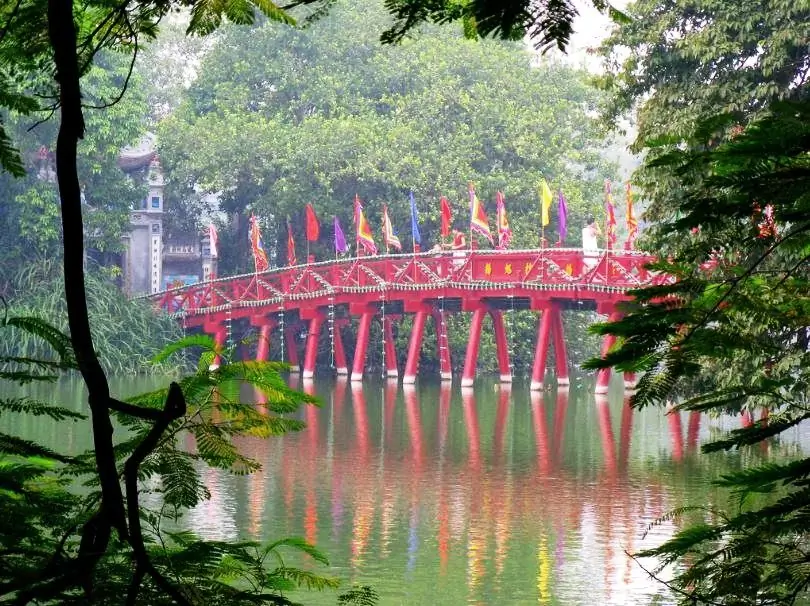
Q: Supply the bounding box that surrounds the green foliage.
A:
[596,0,810,226]
[0,314,375,604]
[589,100,810,604]
[158,0,615,274]
[1,260,182,374]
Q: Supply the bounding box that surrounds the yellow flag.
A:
[539,179,553,226]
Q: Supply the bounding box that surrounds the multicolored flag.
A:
[625,181,637,249]
[557,190,568,245]
[605,180,617,249]
[334,216,347,254]
[382,204,402,252]
[409,191,422,248]
[208,223,218,258]
[248,215,269,272]
[440,196,452,238]
[469,184,493,244]
[495,191,512,250]
[286,218,297,266]
[354,195,378,255]
[539,179,553,227]
[305,203,320,242]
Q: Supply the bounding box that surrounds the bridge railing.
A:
[146,248,659,317]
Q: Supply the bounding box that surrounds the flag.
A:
[625,181,638,249]
[382,205,402,252]
[334,216,347,254]
[605,179,617,249]
[540,179,553,227]
[286,218,297,266]
[208,223,218,258]
[409,191,421,247]
[495,191,512,249]
[354,195,378,255]
[469,184,493,244]
[440,196,452,238]
[557,190,568,245]
[248,215,269,272]
[305,203,320,242]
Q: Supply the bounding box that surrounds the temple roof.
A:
[118,132,157,171]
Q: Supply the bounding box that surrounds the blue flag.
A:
[409,191,421,246]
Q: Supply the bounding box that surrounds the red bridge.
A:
[149,248,659,392]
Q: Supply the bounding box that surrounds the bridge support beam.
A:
[303,314,324,379]
[530,306,554,391]
[490,310,512,383]
[255,322,274,362]
[461,307,487,387]
[286,326,300,373]
[333,320,348,375]
[383,317,398,378]
[595,310,622,394]
[351,310,375,382]
[550,306,569,386]
[434,312,452,381]
[403,310,428,384]
[207,325,227,370]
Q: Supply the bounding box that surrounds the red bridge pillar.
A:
[403,309,429,385]
[550,306,569,386]
[461,306,487,388]
[595,306,622,394]
[530,304,554,391]
[351,307,376,382]
[285,325,301,373]
[302,312,325,379]
[250,317,276,362]
[383,316,398,378]
[433,311,452,381]
[333,319,349,376]
[204,322,227,370]
[489,309,512,383]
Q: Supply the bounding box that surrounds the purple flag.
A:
[334,216,348,253]
[557,190,568,244]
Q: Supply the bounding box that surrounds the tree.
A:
[596,0,810,224]
[0,0,619,601]
[0,52,148,293]
[587,99,810,604]
[158,0,615,273]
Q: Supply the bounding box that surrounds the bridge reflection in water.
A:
[188,378,730,606]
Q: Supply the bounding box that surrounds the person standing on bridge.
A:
[582,215,601,270]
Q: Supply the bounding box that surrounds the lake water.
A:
[5,374,800,605]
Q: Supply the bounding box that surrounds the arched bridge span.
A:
[148,249,661,391]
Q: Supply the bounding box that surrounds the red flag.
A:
[625,181,638,250]
[440,196,452,237]
[305,203,320,242]
[287,220,297,266]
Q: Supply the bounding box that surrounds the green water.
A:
[4,374,800,605]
